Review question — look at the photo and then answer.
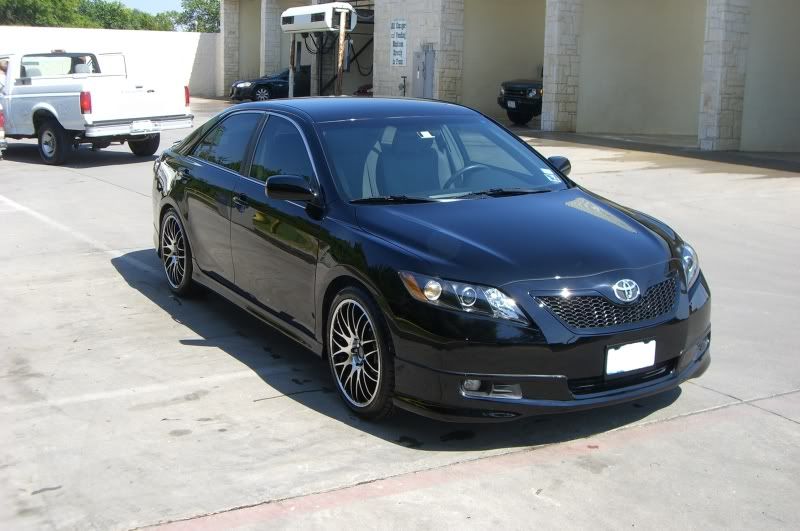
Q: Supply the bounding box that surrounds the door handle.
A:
[176,167,191,183]
[233,194,249,211]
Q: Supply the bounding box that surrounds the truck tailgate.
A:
[86,76,188,123]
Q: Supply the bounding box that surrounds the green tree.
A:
[77,0,175,31]
[0,0,93,27]
[174,0,219,33]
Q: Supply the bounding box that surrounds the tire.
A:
[326,286,395,421]
[37,119,70,165]
[507,110,535,126]
[160,208,194,296]
[252,86,271,102]
[129,134,160,157]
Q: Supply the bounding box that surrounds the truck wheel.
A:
[129,134,160,157]
[38,120,70,165]
[507,110,535,126]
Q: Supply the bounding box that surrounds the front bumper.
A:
[230,85,252,100]
[389,275,711,422]
[497,96,542,113]
[85,115,194,138]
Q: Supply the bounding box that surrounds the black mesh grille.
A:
[537,277,678,330]
[568,358,678,396]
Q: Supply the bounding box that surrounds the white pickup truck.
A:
[0,51,193,164]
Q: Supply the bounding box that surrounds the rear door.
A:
[178,110,264,284]
[230,114,321,337]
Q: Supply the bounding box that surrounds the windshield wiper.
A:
[457,188,554,198]
[350,195,436,204]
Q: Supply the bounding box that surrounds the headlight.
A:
[399,271,528,324]
[526,88,538,98]
[237,81,252,88]
[499,87,505,96]
[679,243,700,287]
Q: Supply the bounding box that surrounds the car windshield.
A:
[317,115,567,201]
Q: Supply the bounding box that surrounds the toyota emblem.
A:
[612,279,640,303]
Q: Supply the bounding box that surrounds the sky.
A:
[120,1,182,15]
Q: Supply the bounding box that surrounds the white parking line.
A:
[0,366,287,414]
[0,192,157,274]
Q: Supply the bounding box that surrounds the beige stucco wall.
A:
[462,0,545,119]
[740,0,800,152]
[238,0,262,79]
[0,25,219,96]
[576,0,705,135]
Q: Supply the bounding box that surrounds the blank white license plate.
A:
[606,340,656,376]
[131,120,155,133]
[507,100,517,109]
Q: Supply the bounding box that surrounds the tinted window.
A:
[250,116,315,184]
[192,112,262,173]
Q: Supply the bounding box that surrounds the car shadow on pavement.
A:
[111,249,681,453]
[1,142,156,168]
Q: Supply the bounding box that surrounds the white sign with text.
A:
[390,19,408,66]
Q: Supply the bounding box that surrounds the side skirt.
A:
[191,264,324,357]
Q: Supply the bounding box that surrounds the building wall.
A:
[0,25,220,96]
[576,0,706,135]
[239,0,262,79]
[462,0,545,119]
[373,0,463,103]
[740,0,800,152]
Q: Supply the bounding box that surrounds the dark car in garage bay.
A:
[230,65,311,101]
[152,97,710,422]
[498,79,543,126]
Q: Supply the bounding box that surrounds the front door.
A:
[180,110,264,283]
[231,114,321,337]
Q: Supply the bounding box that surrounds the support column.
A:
[437,0,464,103]
[698,0,751,151]
[541,0,582,132]
[221,0,241,91]
[261,0,281,76]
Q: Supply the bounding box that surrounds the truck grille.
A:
[537,276,678,330]
[504,88,529,99]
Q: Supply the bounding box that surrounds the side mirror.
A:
[548,156,571,177]
[266,175,317,202]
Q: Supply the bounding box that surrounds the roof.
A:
[235,97,477,123]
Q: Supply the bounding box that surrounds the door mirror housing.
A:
[548,156,571,176]
[265,175,318,202]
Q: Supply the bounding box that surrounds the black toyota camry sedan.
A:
[152,98,710,422]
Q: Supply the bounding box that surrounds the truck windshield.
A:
[20,53,101,77]
[318,115,568,201]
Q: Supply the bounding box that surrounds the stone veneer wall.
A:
[222,0,241,91]
[698,0,751,150]
[541,0,582,132]
[261,0,282,77]
[372,0,463,102]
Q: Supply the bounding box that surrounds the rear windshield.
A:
[317,115,567,201]
[20,54,101,77]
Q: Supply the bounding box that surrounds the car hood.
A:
[355,188,676,287]
[502,79,543,89]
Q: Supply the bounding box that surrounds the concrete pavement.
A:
[0,100,798,530]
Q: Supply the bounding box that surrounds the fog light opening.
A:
[463,379,482,392]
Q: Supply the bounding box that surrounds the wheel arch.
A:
[32,104,60,134]
[318,271,396,358]
[156,200,190,257]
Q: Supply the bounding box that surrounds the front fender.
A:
[313,218,426,344]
